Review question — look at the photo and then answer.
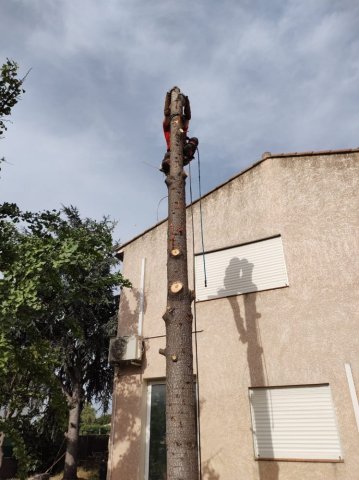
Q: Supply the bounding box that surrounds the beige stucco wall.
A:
[109,151,359,480]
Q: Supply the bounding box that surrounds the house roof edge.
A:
[115,146,359,252]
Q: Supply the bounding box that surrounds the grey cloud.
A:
[1,0,358,243]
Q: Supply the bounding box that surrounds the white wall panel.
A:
[195,236,288,301]
[249,385,343,461]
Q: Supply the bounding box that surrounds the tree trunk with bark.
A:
[63,381,82,480]
[0,407,12,473]
[162,87,199,480]
[0,431,5,472]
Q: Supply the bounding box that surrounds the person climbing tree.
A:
[183,136,198,165]
[160,89,198,174]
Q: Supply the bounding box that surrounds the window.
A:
[145,382,198,479]
[145,383,166,480]
[195,235,288,302]
[249,384,343,461]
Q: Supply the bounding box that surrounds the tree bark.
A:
[0,406,11,473]
[163,87,198,479]
[63,382,82,480]
[0,431,5,472]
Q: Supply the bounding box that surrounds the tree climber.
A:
[183,136,199,165]
[160,89,199,174]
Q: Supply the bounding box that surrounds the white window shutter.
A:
[249,385,343,461]
[195,236,288,301]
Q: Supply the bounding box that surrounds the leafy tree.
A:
[0,59,27,174]
[80,406,112,435]
[0,204,130,479]
[0,205,67,477]
[0,59,26,136]
[94,413,111,426]
[81,404,97,427]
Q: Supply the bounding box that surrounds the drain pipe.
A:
[138,258,146,337]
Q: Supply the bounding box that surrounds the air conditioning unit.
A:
[108,335,143,366]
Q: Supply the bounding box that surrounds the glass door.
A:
[145,382,166,480]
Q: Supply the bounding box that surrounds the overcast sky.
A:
[1,0,358,244]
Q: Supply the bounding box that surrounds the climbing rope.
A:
[196,148,208,288]
[44,438,66,474]
[188,151,207,480]
[156,195,168,223]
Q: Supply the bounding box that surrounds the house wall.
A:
[108,151,359,480]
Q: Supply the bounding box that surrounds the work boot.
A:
[160,152,170,174]
[183,137,198,165]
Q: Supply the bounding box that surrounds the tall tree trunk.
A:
[0,407,11,474]
[0,431,5,473]
[163,87,199,479]
[63,383,82,480]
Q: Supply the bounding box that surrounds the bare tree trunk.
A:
[63,383,82,480]
[162,87,199,479]
[0,431,5,472]
[0,406,11,474]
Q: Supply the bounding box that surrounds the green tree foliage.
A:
[80,404,111,435]
[95,413,111,426]
[0,59,27,175]
[0,59,25,137]
[81,404,97,426]
[0,204,130,478]
[0,205,66,477]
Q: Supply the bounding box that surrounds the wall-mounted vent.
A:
[108,335,143,365]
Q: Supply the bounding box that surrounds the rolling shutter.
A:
[195,236,288,301]
[249,385,343,461]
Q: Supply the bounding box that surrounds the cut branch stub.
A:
[170,281,183,294]
[171,248,181,257]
